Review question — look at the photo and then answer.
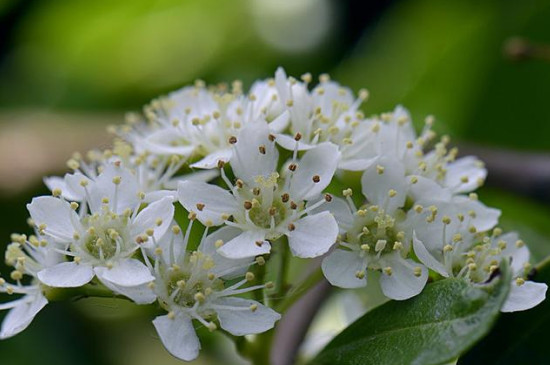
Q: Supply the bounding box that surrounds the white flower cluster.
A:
[0,68,546,361]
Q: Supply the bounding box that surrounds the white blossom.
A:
[148,221,280,361]
[28,162,174,304]
[0,233,62,339]
[409,188,546,312]
[321,157,429,300]
[116,80,289,170]
[178,120,339,259]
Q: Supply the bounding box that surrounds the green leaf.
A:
[310,263,511,365]
[458,257,550,365]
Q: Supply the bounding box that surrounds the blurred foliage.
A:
[336,0,550,150]
[1,0,550,364]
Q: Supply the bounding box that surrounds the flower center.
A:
[81,213,130,261]
[346,208,406,269]
[163,252,224,310]
[248,199,287,229]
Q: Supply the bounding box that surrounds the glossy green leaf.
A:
[310,263,511,365]
[458,257,550,365]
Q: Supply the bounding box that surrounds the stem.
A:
[277,241,290,292]
[277,266,324,313]
[253,257,267,304]
[43,281,127,302]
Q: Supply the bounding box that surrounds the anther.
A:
[393,241,403,250]
[281,193,290,203]
[246,272,255,281]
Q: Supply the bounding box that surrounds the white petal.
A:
[379,256,428,300]
[199,226,253,278]
[308,196,354,233]
[408,175,452,202]
[141,129,194,156]
[44,176,81,202]
[274,133,315,151]
[361,156,407,213]
[144,190,177,203]
[453,196,501,232]
[445,156,487,193]
[322,249,367,288]
[231,121,279,186]
[268,110,290,133]
[274,67,289,103]
[289,143,339,201]
[27,196,80,242]
[338,157,378,171]
[98,279,156,304]
[0,293,48,339]
[287,212,338,258]
[217,230,271,259]
[131,197,174,241]
[501,281,547,312]
[94,259,154,287]
[88,163,139,214]
[153,313,200,361]
[37,262,94,288]
[178,180,237,226]
[63,171,90,200]
[412,232,449,277]
[190,149,233,169]
[498,232,530,275]
[215,297,280,336]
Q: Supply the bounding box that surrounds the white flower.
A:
[148,221,280,361]
[339,105,487,196]
[117,80,289,170]
[321,156,429,300]
[44,145,217,205]
[409,193,546,312]
[27,162,174,304]
[0,233,62,339]
[178,120,340,259]
[271,68,370,167]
